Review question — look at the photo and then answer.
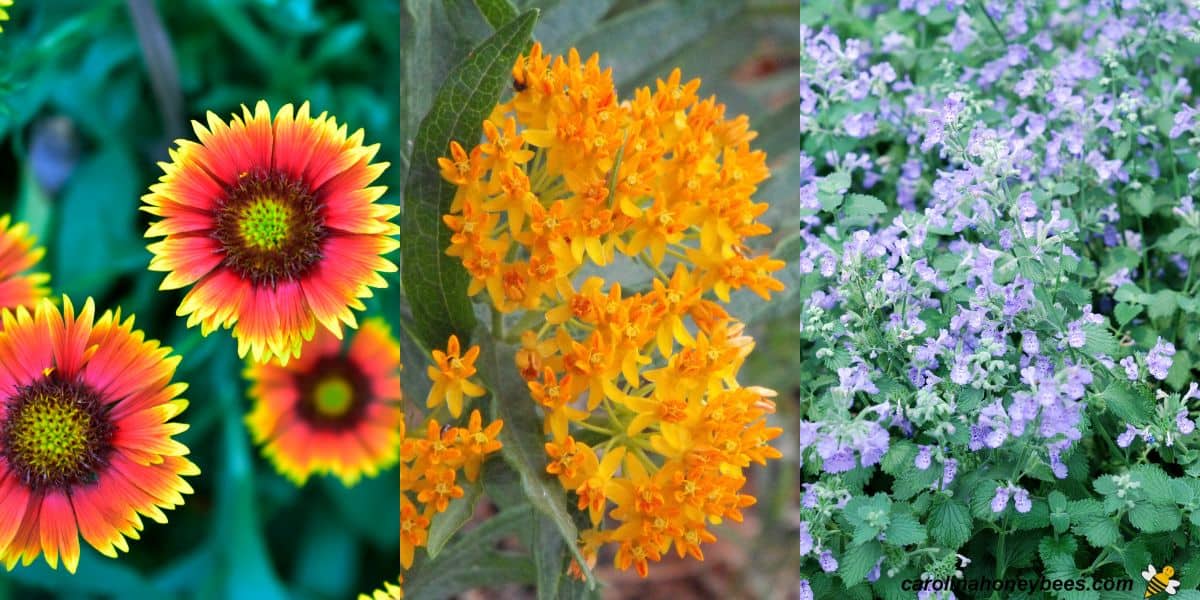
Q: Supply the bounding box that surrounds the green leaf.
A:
[1129,187,1154,216]
[573,0,745,87]
[1073,515,1119,548]
[1100,381,1152,423]
[843,193,887,217]
[884,511,927,547]
[1148,290,1179,321]
[478,333,596,587]
[1129,464,1175,504]
[1054,181,1080,196]
[1114,302,1142,326]
[1113,284,1148,304]
[425,476,484,557]
[1129,502,1182,533]
[404,507,538,600]
[1082,324,1117,356]
[473,0,519,29]
[55,146,144,297]
[1038,535,1079,580]
[840,541,882,587]
[819,171,852,194]
[928,496,972,549]
[534,0,619,53]
[400,9,539,349]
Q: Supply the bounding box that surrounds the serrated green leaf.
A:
[881,440,916,476]
[1114,302,1142,326]
[425,476,484,557]
[477,333,596,587]
[1129,187,1154,216]
[473,0,518,29]
[1148,290,1179,321]
[840,541,882,587]
[1129,464,1175,504]
[1054,182,1080,196]
[884,511,927,546]
[1100,382,1152,423]
[1113,284,1148,304]
[928,496,972,549]
[1082,324,1117,356]
[844,193,887,217]
[1073,515,1119,548]
[400,10,539,349]
[1129,502,1182,533]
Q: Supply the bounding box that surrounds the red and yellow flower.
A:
[143,100,399,364]
[245,317,402,486]
[0,215,50,313]
[0,296,197,574]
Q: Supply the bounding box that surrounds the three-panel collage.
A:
[1,1,1198,599]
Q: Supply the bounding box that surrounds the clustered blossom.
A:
[439,44,784,579]
[798,0,1200,592]
[400,408,503,570]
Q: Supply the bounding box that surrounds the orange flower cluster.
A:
[399,409,502,570]
[440,43,783,314]
[438,45,784,578]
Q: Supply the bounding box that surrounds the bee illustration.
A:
[1142,564,1180,598]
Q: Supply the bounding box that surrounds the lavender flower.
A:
[915,445,933,470]
[819,551,839,573]
[798,580,814,600]
[1177,410,1196,436]
[799,521,814,556]
[1011,487,1031,513]
[990,486,1010,513]
[1147,338,1176,380]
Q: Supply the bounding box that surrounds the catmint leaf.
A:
[1073,514,1119,548]
[819,171,852,194]
[840,541,882,587]
[1011,499,1050,530]
[884,511,927,546]
[928,496,972,549]
[1038,536,1080,582]
[400,9,539,349]
[1054,181,1080,196]
[1048,491,1068,513]
[1129,501,1182,533]
[1129,186,1155,217]
[843,193,887,217]
[1129,464,1174,504]
[1114,302,1142,326]
[1147,289,1179,321]
[1081,324,1117,356]
[881,440,916,476]
[1100,381,1152,423]
[1113,284,1148,304]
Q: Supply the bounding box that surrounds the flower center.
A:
[296,357,370,430]
[213,169,325,285]
[240,199,292,250]
[312,377,354,418]
[1,377,113,489]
